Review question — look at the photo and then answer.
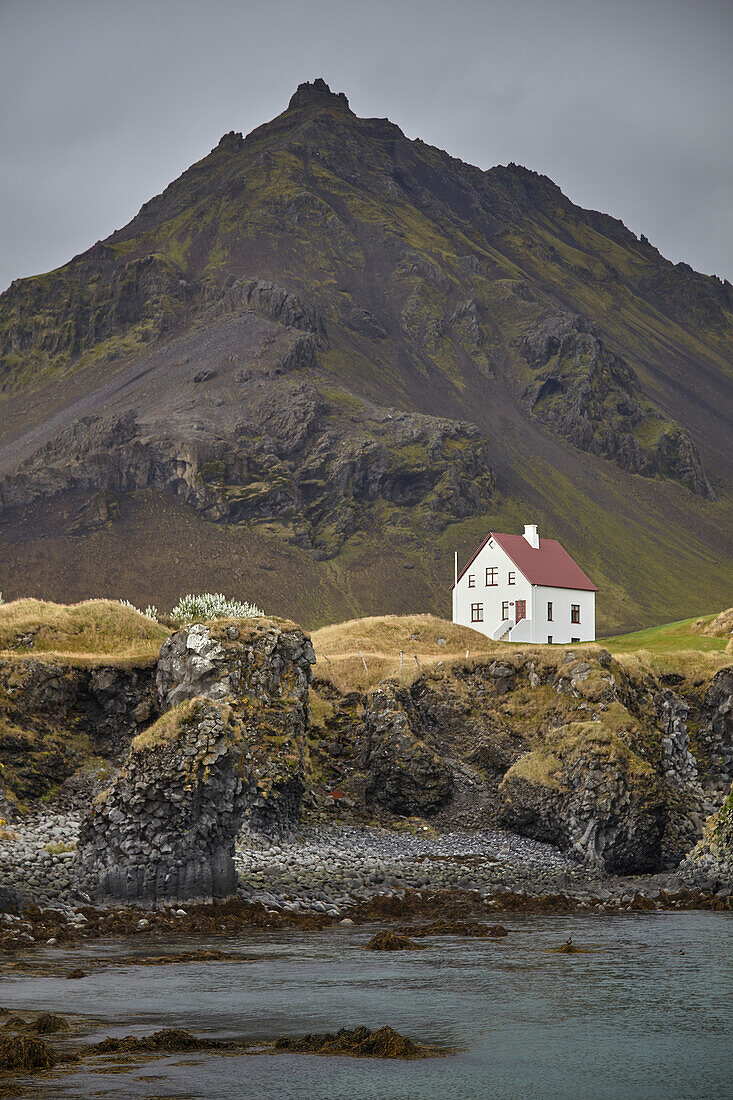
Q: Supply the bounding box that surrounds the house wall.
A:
[452,539,596,644]
[533,585,596,644]
[452,539,533,639]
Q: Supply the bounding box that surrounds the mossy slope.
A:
[1,80,731,632]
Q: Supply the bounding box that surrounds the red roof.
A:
[454,531,597,592]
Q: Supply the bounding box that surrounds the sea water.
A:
[3,911,732,1099]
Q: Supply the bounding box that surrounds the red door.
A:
[515,600,526,623]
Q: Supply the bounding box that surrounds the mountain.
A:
[1,78,731,633]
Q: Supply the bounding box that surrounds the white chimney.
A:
[523,524,539,549]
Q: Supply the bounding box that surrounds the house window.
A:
[502,601,509,620]
[547,635,553,644]
[468,574,475,588]
[547,602,553,621]
[486,567,498,587]
[508,571,516,585]
[571,637,580,643]
[471,603,484,623]
[571,604,581,624]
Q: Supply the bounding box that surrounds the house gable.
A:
[453,530,596,593]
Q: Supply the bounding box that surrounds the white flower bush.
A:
[170,593,263,625]
[119,599,159,622]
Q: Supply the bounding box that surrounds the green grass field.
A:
[602,614,729,655]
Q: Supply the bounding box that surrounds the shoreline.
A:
[1,811,730,952]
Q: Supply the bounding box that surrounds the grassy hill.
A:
[0,599,168,665]
[313,609,732,694]
[602,611,732,656]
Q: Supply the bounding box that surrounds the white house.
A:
[451,524,596,644]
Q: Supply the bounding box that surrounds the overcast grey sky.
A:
[1,0,732,292]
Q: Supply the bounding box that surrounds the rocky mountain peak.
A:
[288,77,351,112]
[216,130,244,152]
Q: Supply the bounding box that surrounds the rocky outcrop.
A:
[0,658,158,803]
[657,691,699,789]
[700,607,733,639]
[654,690,706,867]
[697,668,733,792]
[677,786,733,890]
[77,698,248,901]
[0,250,189,389]
[0,389,495,560]
[498,723,667,874]
[76,618,315,902]
[308,649,730,873]
[214,277,327,342]
[362,686,453,815]
[520,310,714,498]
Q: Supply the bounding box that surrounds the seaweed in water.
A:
[397,919,509,938]
[90,1028,215,1054]
[35,1013,69,1034]
[365,930,421,951]
[0,1035,57,1071]
[273,1025,438,1059]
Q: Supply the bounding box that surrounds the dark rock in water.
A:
[365,930,421,951]
[0,1035,56,1071]
[76,618,315,903]
[66,969,86,980]
[3,1016,28,1031]
[35,1013,69,1034]
[550,938,583,954]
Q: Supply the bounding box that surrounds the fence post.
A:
[359,650,368,673]
[400,649,404,671]
[414,654,422,672]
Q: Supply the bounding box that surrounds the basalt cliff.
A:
[1,79,732,632]
[1,610,731,897]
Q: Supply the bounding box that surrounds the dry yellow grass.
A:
[310,613,634,694]
[698,606,733,639]
[131,697,232,751]
[617,647,731,684]
[311,614,506,693]
[0,598,170,664]
[507,751,564,788]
